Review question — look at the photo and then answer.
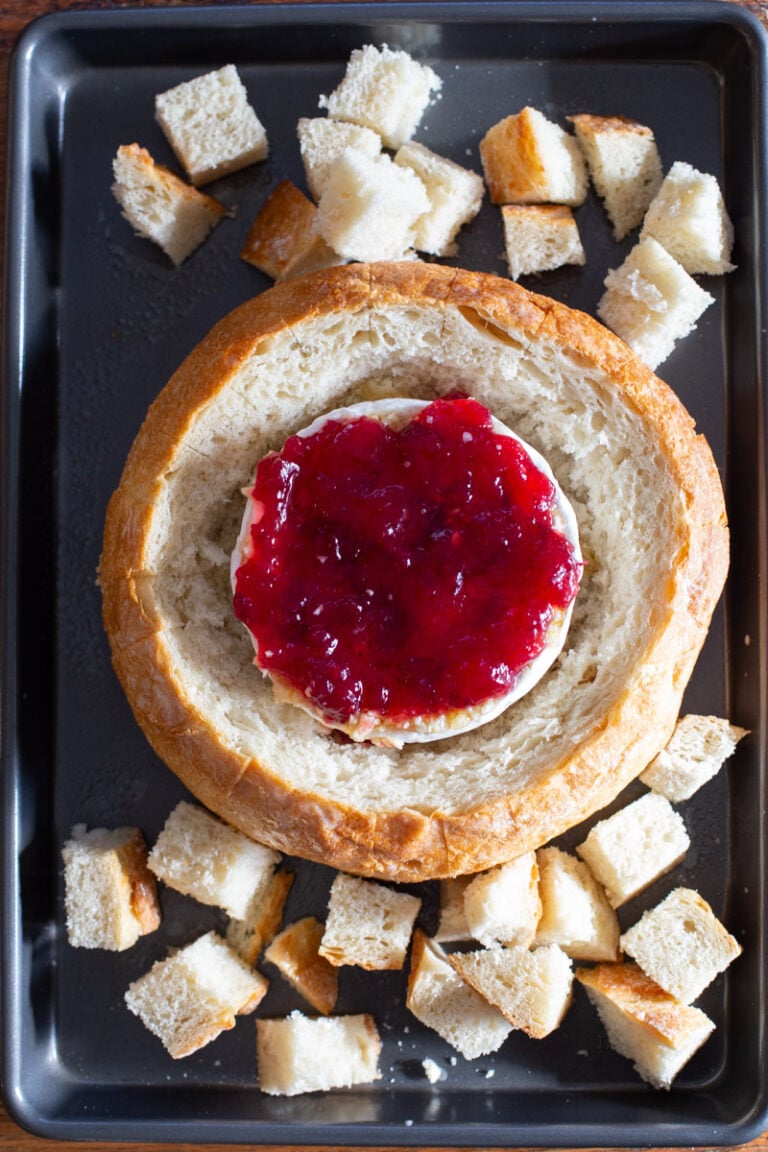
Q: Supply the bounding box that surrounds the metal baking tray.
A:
[2,1,767,1144]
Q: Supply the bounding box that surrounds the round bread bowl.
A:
[100,261,728,882]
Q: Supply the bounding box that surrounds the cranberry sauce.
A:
[233,397,580,726]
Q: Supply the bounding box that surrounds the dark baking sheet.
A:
[2,1,767,1144]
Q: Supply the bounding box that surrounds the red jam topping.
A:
[233,397,580,727]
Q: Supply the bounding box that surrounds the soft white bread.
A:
[501,204,586,281]
[640,714,748,802]
[534,845,620,961]
[111,144,227,265]
[148,801,280,920]
[480,107,588,206]
[462,851,541,947]
[100,261,729,882]
[576,961,715,1089]
[263,916,339,1015]
[568,114,662,240]
[619,887,742,1004]
[240,180,342,281]
[434,877,473,944]
[450,943,573,1039]
[598,236,714,369]
[319,44,442,150]
[640,160,735,275]
[319,872,421,969]
[394,141,484,256]
[62,824,161,951]
[576,792,690,908]
[297,117,382,201]
[225,868,294,966]
[406,930,512,1059]
[256,1010,381,1095]
[124,930,267,1058]
[155,64,268,186]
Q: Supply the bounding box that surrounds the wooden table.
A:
[1,0,767,1148]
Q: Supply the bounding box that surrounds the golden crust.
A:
[100,262,729,882]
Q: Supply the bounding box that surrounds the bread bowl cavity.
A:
[100,262,728,882]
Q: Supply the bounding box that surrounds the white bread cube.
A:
[256,1011,381,1095]
[62,824,161,951]
[451,944,573,1039]
[641,160,735,274]
[240,180,343,281]
[297,116,381,201]
[226,868,294,966]
[125,931,267,1058]
[597,236,714,370]
[569,113,662,240]
[640,714,749,803]
[394,141,484,256]
[620,887,741,1004]
[319,872,421,970]
[155,64,268,186]
[264,916,339,1016]
[501,204,586,280]
[111,144,227,265]
[148,801,280,920]
[434,877,473,944]
[576,961,715,1089]
[314,149,429,261]
[480,106,588,206]
[576,792,690,908]
[534,846,620,961]
[406,930,512,1059]
[319,44,442,150]
[463,851,541,947]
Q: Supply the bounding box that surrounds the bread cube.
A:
[62,824,161,951]
[148,801,280,921]
[155,64,268,186]
[111,144,227,265]
[640,714,749,803]
[534,846,620,961]
[597,236,714,370]
[620,887,741,1004]
[434,877,473,944]
[569,113,662,240]
[480,106,588,206]
[394,141,484,256]
[576,791,689,908]
[501,204,586,280]
[463,851,541,947]
[319,44,442,150]
[319,872,421,969]
[125,931,267,1058]
[314,149,429,261]
[256,1011,381,1095]
[576,961,715,1089]
[264,916,339,1015]
[641,160,735,274]
[406,930,512,1059]
[297,116,381,201]
[240,180,343,281]
[226,868,294,966]
[450,944,573,1039]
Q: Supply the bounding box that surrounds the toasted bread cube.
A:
[226,868,294,966]
[569,113,662,240]
[641,160,735,274]
[406,930,512,1059]
[576,962,715,1089]
[155,64,268,186]
[125,931,267,1058]
[640,714,749,803]
[319,44,442,150]
[62,824,161,951]
[394,141,484,256]
[297,116,381,201]
[111,144,227,265]
[480,106,588,206]
[463,851,541,947]
[501,204,585,280]
[319,872,421,970]
[597,236,714,370]
[264,916,339,1015]
[256,1011,381,1095]
[450,944,573,1039]
[576,792,690,908]
[434,877,473,944]
[240,180,343,281]
[534,846,620,961]
[620,887,742,1004]
[148,801,280,921]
